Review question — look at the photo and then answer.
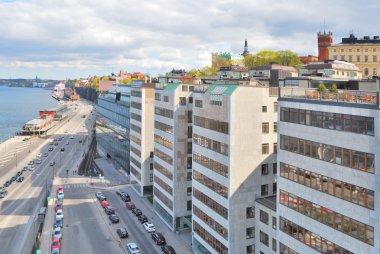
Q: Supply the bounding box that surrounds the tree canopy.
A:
[243,50,301,70]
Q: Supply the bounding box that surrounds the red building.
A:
[318,31,333,61]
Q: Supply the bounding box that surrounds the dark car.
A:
[116,191,125,196]
[54,219,63,228]
[132,208,142,216]
[11,176,16,182]
[54,142,59,146]
[116,227,128,238]
[152,232,166,246]
[16,171,22,177]
[121,194,131,202]
[49,147,54,151]
[4,181,11,187]
[161,245,176,254]
[109,214,119,223]
[138,214,148,224]
[0,190,8,198]
[17,176,24,182]
[105,206,115,215]
[98,196,107,202]
[126,202,135,210]
[22,166,28,172]
[60,148,65,152]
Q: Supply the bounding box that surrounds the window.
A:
[150,152,154,158]
[273,143,277,154]
[341,55,345,61]
[193,205,228,240]
[188,126,192,138]
[246,207,254,219]
[260,210,269,224]
[374,68,377,76]
[261,164,269,175]
[182,86,188,91]
[187,142,192,154]
[155,93,161,101]
[187,172,192,181]
[365,56,369,62]
[261,184,268,196]
[246,227,255,239]
[262,144,269,154]
[187,200,192,211]
[365,68,369,76]
[273,163,277,174]
[357,55,360,62]
[273,183,277,193]
[187,187,192,196]
[262,122,269,134]
[272,216,277,229]
[195,99,203,108]
[260,231,269,246]
[272,238,277,252]
[150,163,153,170]
[188,97,193,104]
[164,96,169,102]
[349,55,353,62]
[262,106,267,112]
[273,122,277,133]
[149,173,153,182]
[246,244,255,254]
[274,102,278,112]
[373,55,377,62]
[179,97,186,106]
[333,55,337,60]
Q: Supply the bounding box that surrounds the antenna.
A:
[323,18,325,34]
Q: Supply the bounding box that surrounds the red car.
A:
[51,238,61,250]
[57,185,64,193]
[55,203,63,212]
[101,200,109,208]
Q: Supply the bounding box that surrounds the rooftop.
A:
[338,34,380,45]
[256,195,276,211]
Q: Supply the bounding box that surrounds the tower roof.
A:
[242,39,249,56]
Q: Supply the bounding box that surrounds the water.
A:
[0,86,58,142]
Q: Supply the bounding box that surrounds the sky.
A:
[0,0,379,80]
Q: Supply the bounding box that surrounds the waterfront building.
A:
[277,87,379,253]
[130,82,155,196]
[191,83,278,254]
[96,83,131,172]
[153,82,194,231]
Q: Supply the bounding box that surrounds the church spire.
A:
[242,38,249,56]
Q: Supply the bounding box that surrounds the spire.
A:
[242,38,249,56]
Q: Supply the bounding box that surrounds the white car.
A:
[57,192,64,200]
[126,243,140,254]
[56,209,64,220]
[70,136,74,139]
[29,165,35,171]
[36,153,42,158]
[143,222,155,232]
[36,159,42,164]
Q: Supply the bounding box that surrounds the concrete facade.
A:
[277,88,380,254]
[255,196,277,254]
[192,84,278,254]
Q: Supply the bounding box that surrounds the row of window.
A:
[193,134,229,156]
[280,162,374,209]
[194,115,229,134]
[261,183,277,196]
[131,101,142,110]
[154,161,173,180]
[332,54,378,63]
[279,243,298,254]
[280,190,374,245]
[193,188,228,219]
[131,123,141,134]
[97,105,130,129]
[262,122,277,134]
[193,170,228,198]
[154,134,173,150]
[280,217,354,254]
[193,152,229,178]
[130,135,141,146]
[131,112,141,122]
[154,148,173,165]
[155,107,173,119]
[280,135,375,173]
[262,143,277,154]
[193,205,228,240]
[333,48,377,53]
[131,90,141,97]
[193,221,228,254]
[130,156,141,169]
[154,186,173,210]
[154,120,173,135]
[280,107,375,136]
[130,165,141,181]
[154,175,173,195]
[131,146,141,158]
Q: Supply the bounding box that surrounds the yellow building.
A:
[328,34,380,78]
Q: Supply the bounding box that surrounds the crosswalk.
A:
[63,183,87,189]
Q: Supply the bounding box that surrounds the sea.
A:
[0,86,58,143]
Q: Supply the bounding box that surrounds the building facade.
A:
[277,87,379,253]
[255,196,277,254]
[153,83,194,231]
[130,81,155,196]
[191,84,278,254]
[327,34,380,78]
[96,84,131,172]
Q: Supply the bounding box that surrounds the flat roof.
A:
[256,195,276,211]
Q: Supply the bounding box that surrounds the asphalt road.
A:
[0,100,95,253]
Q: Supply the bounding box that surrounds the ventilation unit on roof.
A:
[364,36,370,39]
[374,36,379,39]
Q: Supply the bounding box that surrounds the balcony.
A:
[280,88,379,106]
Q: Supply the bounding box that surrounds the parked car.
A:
[55,203,63,212]
[60,148,65,152]
[49,147,54,151]
[116,191,125,196]
[0,190,8,198]
[51,248,60,254]
[126,243,140,254]
[151,232,166,245]
[49,142,54,146]
[43,152,48,157]
[11,176,16,182]
[57,185,64,193]
[105,206,115,215]
[121,194,131,202]
[132,208,142,216]
[109,214,119,223]
[29,165,35,171]
[56,209,64,220]
[51,238,61,250]
[4,181,11,187]
[54,219,63,228]
[101,200,109,208]
[79,140,82,143]
[54,142,59,146]
[50,161,55,166]
[66,142,69,145]
[16,171,22,177]
[143,222,155,232]
[36,153,42,158]
[126,201,135,210]
[28,160,34,165]
[138,214,148,224]
[99,196,107,202]
[95,191,103,199]
[116,227,128,238]
[161,245,176,254]
[53,228,62,239]
[17,176,24,182]
[36,159,42,164]
[70,136,74,139]
[22,166,28,172]
[57,192,64,200]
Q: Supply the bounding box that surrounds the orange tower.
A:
[318,31,333,61]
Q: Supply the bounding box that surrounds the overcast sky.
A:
[0,0,379,79]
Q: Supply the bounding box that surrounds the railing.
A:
[193,84,209,93]
[280,88,379,106]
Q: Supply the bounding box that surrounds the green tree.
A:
[202,66,218,76]
[243,54,258,70]
[277,50,301,67]
[255,50,279,66]
[213,55,232,68]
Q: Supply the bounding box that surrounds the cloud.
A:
[0,0,378,79]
